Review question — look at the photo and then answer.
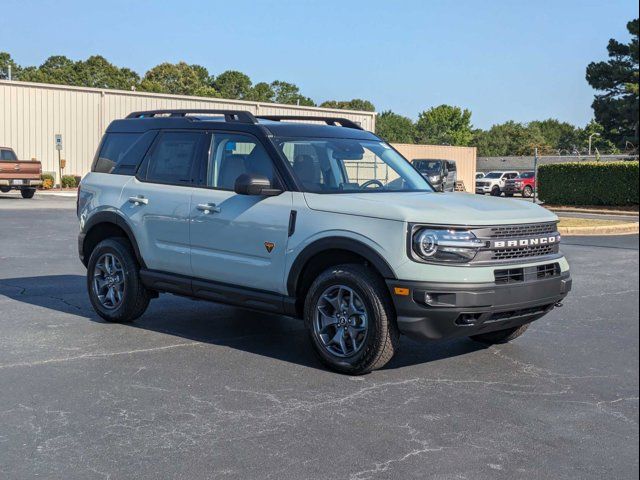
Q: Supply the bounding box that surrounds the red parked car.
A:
[503,171,536,198]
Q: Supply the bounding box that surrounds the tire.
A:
[304,264,400,375]
[87,238,151,322]
[490,186,502,196]
[523,186,533,198]
[0,186,11,193]
[21,188,36,199]
[470,323,530,344]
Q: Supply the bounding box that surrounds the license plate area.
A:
[12,180,24,185]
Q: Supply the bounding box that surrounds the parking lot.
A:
[0,193,638,479]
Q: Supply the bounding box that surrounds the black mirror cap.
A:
[234,173,282,196]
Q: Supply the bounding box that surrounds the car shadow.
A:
[0,274,488,372]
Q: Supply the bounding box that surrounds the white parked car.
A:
[476,171,520,196]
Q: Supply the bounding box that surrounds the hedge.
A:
[538,161,639,206]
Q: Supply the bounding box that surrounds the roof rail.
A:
[125,109,258,124]
[257,115,363,130]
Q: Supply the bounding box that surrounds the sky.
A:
[1,0,638,129]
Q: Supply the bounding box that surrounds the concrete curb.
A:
[559,222,639,236]
[549,206,639,217]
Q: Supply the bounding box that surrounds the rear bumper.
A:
[0,179,42,187]
[386,272,572,341]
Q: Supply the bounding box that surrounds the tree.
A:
[320,99,376,112]
[472,121,552,156]
[18,55,80,85]
[414,105,473,146]
[270,80,315,106]
[0,52,21,79]
[375,110,415,143]
[214,70,252,99]
[528,119,582,153]
[579,120,619,154]
[140,62,216,96]
[245,82,275,102]
[586,18,639,149]
[75,55,140,90]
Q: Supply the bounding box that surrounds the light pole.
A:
[588,133,600,156]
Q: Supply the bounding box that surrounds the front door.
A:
[121,130,206,277]
[190,131,292,294]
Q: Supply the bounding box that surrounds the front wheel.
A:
[87,238,151,322]
[470,324,530,344]
[304,264,400,374]
[523,185,533,198]
[21,188,36,199]
[490,186,502,196]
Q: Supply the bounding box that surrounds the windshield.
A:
[484,172,503,179]
[412,160,443,175]
[274,137,433,193]
[519,171,535,179]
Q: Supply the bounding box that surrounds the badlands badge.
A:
[264,242,275,253]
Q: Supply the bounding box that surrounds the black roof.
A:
[106,111,379,141]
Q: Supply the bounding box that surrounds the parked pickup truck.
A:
[504,171,536,198]
[0,147,42,198]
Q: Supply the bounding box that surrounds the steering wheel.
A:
[360,179,384,189]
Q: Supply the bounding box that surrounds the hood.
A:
[303,191,558,226]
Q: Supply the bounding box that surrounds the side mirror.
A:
[234,173,282,196]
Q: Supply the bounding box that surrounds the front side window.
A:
[520,172,535,179]
[275,138,432,193]
[205,132,277,190]
[413,160,443,175]
[143,131,203,185]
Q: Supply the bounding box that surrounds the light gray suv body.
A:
[78,110,571,374]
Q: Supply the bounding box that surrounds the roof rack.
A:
[125,109,258,124]
[257,115,363,130]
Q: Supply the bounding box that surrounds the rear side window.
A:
[141,131,204,186]
[93,131,156,174]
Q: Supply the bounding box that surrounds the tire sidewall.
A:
[523,186,533,198]
[304,266,390,374]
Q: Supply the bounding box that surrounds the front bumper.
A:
[386,272,571,341]
[503,185,523,194]
[475,185,491,194]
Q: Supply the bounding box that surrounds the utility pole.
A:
[533,147,538,204]
[588,132,600,156]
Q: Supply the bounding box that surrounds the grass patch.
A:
[557,217,633,228]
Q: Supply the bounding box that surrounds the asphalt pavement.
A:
[0,194,638,480]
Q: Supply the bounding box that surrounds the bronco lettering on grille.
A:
[492,235,561,249]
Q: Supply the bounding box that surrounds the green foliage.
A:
[270,80,315,106]
[375,110,415,143]
[320,99,376,112]
[538,161,639,206]
[415,105,473,146]
[61,175,78,188]
[213,70,252,99]
[586,18,639,149]
[0,52,21,79]
[140,62,215,96]
[473,121,552,156]
[245,82,275,102]
[40,172,55,182]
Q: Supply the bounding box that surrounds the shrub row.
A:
[538,161,639,206]
[39,173,80,189]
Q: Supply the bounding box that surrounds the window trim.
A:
[193,130,287,193]
[135,129,207,188]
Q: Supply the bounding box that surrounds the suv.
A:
[476,171,519,196]
[411,159,457,192]
[77,110,571,374]
[504,171,536,198]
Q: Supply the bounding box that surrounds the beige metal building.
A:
[0,80,376,180]
[1,79,476,190]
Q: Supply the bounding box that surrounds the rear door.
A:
[120,130,206,277]
[189,131,292,293]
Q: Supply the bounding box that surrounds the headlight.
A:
[429,175,441,183]
[412,228,484,263]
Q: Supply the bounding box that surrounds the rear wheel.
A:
[21,188,36,199]
[470,324,530,344]
[523,185,533,198]
[304,264,399,375]
[0,186,10,193]
[87,238,151,322]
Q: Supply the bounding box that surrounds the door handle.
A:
[128,196,148,206]
[197,203,221,214]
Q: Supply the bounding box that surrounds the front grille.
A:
[537,262,561,279]
[489,222,557,238]
[494,267,524,284]
[491,243,557,260]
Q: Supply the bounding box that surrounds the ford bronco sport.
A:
[77,110,572,374]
